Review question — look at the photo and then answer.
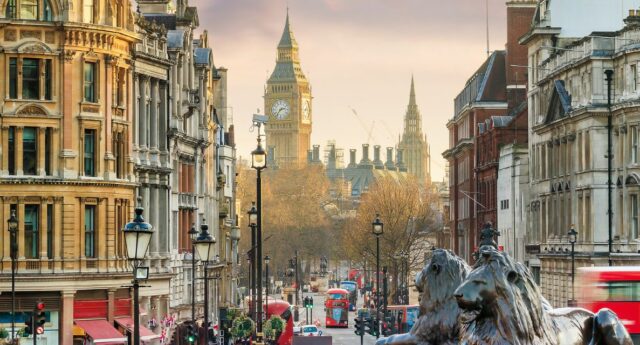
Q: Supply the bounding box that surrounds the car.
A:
[300,325,322,336]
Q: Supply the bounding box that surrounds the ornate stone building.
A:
[398,77,431,184]
[264,12,312,168]
[0,0,142,343]
[522,1,640,307]
[131,10,173,332]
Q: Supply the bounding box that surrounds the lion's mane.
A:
[410,249,471,344]
[461,246,558,344]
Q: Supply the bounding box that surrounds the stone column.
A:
[159,186,169,254]
[60,291,75,345]
[138,76,147,150]
[150,79,158,150]
[105,56,114,157]
[53,198,62,270]
[62,56,74,151]
[107,288,116,323]
[52,128,60,177]
[37,127,46,176]
[15,127,23,175]
[149,185,159,257]
[40,198,48,260]
[159,82,167,152]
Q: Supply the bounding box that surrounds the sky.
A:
[190,0,510,182]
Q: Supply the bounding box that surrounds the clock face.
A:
[302,100,310,121]
[271,99,290,120]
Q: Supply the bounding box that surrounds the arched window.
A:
[4,0,53,20]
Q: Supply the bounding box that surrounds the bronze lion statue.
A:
[376,248,471,345]
[455,246,633,345]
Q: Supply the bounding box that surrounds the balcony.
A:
[179,193,197,209]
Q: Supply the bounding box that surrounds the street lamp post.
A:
[402,251,409,304]
[371,214,383,339]
[248,203,258,326]
[265,255,271,318]
[251,131,267,342]
[568,226,578,307]
[194,221,217,345]
[8,210,18,342]
[123,199,154,345]
[188,224,198,323]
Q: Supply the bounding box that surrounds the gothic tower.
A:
[264,12,312,168]
[398,76,431,183]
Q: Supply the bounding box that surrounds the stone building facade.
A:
[522,2,640,307]
[0,0,142,343]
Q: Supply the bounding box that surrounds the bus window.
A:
[607,282,640,301]
[328,293,346,299]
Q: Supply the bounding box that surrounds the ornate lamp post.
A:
[122,199,154,345]
[264,255,271,318]
[193,221,216,345]
[251,133,267,342]
[568,226,578,307]
[247,203,258,325]
[8,209,18,342]
[371,214,383,339]
[188,224,198,323]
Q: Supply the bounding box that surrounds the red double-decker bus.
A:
[578,266,640,344]
[325,288,349,328]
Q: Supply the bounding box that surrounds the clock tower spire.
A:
[264,11,312,168]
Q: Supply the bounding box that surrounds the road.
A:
[297,291,378,345]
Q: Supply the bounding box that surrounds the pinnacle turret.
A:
[409,75,416,106]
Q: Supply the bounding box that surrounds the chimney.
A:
[307,150,313,164]
[360,144,371,165]
[312,145,321,163]
[328,144,337,170]
[373,145,384,169]
[396,148,407,172]
[348,149,357,168]
[385,147,396,170]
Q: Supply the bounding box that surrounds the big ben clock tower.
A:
[264,11,312,168]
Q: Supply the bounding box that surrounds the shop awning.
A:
[75,319,127,344]
[115,317,160,342]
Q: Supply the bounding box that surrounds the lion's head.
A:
[454,246,557,343]
[404,248,471,343]
[415,248,471,313]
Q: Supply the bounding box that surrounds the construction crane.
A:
[349,106,376,144]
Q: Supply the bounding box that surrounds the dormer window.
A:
[4,0,53,20]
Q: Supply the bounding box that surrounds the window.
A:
[23,127,37,175]
[20,0,37,19]
[84,62,96,102]
[46,204,53,259]
[8,127,15,175]
[83,0,94,23]
[9,58,17,99]
[5,0,16,18]
[5,0,52,20]
[44,59,52,100]
[24,205,39,259]
[84,205,96,258]
[8,58,52,100]
[113,132,124,178]
[84,129,95,176]
[632,195,639,240]
[22,58,39,100]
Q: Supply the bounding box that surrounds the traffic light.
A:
[354,318,364,336]
[24,317,33,337]
[303,296,314,308]
[35,301,46,335]
[185,322,197,343]
[365,317,378,337]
